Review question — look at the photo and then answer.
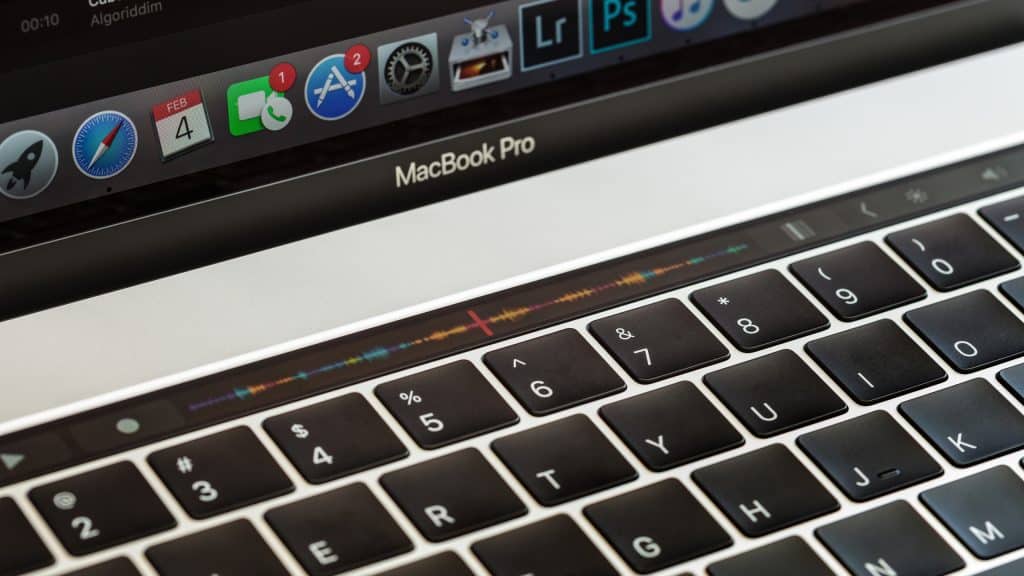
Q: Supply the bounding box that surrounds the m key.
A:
[922,466,1024,559]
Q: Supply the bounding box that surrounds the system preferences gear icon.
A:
[377,33,440,104]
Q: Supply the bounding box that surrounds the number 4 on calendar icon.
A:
[151,90,215,161]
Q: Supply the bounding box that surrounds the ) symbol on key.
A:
[53,491,77,511]
[400,391,423,405]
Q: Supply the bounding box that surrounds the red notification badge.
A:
[269,63,297,92]
[345,44,371,74]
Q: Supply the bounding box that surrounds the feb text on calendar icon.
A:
[152,90,214,161]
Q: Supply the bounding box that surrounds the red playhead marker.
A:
[345,44,371,74]
[269,63,297,92]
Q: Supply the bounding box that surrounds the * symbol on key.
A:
[717,297,731,306]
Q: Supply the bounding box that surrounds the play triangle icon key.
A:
[1,453,25,471]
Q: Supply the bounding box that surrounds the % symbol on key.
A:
[400,391,423,406]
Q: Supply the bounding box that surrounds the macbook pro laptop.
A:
[4,1,1024,574]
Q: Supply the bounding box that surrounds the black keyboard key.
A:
[887,214,1019,290]
[798,412,942,501]
[492,414,636,506]
[484,329,625,415]
[921,466,1024,559]
[584,479,732,573]
[806,320,947,404]
[30,462,175,556]
[900,379,1024,467]
[589,299,729,382]
[63,558,140,576]
[149,426,293,519]
[264,394,407,483]
[472,515,617,576]
[981,558,1024,576]
[599,381,743,471]
[791,242,926,321]
[998,361,1024,402]
[981,197,1024,253]
[693,444,839,537]
[373,552,474,576]
[266,483,412,574]
[380,448,525,542]
[707,537,833,576]
[817,501,964,576]
[146,520,289,576]
[905,291,1024,372]
[692,269,829,352]
[0,497,52,575]
[376,361,518,449]
[704,350,847,437]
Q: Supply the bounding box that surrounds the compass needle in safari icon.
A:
[72,111,139,180]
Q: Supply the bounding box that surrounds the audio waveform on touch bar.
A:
[187,243,750,412]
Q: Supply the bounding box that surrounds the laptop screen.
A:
[0,0,1007,320]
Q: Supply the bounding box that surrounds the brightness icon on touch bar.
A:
[781,220,816,242]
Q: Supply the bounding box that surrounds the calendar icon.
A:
[152,90,214,161]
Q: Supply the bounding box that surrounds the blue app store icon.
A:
[590,0,652,53]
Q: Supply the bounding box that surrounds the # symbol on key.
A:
[53,491,77,511]
[176,457,194,475]
[290,424,310,439]
[400,391,422,406]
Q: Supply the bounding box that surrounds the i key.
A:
[922,466,1024,559]
[708,537,834,576]
[266,483,413,575]
[904,290,1024,372]
[264,394,408,483]
[797,412,942,501]
[0,497,53,574]
[379,448,526,542]
[600,381,744,471]
[146,520,289,576]
[584,479,732,573]
[791,242,925,321]
[817,501,964,576]
[692,269,829,352]
[887,214,1019,290]
[900,379,1024,467]
[472,515,618,576]
[149,427,293,519]
[589,299,729,382]
[484,329,625,415]
[704,350,847,437]
[376,361,518,449]
[806,319,947,404]
[491,414,637,506]
[30,462,175,556]
[693,444,839,537]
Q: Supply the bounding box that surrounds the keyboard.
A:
[8,146,1024,575]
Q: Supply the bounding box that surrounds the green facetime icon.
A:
[226,76,296,137]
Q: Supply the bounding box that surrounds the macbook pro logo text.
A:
[395,136,536,189]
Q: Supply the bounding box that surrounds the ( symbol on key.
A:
[400,391,422,405]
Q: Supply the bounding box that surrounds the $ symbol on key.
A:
[615,328,636,341]
[291,424,310,439]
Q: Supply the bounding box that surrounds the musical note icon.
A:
[672,0,701,22]
[661,0,713,31]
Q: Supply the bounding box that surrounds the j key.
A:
[379,448,526,542]
[703,350,847,437]
[806,320,946,404]
[472,515,617,576]
[29,462,175,556]
[146,520,289,576]
[900,379,1024,467]
[484,329,625,415]
[266,483,412,575]
[980,196,1024,253]
[599,381,744,471]
[887,214,1019,290]
[816,501,964,576]
[692,269,829,352]
[921,466,1024,559]
[264,394,407,483]
[376,361,518,449]
[981,558,1024,576]
[707,537,834,576]
[791,242,925,321]
[373,552,474,576]
[797,412,942,501]
[149,427,293,519]
[491,414,637,506]
[693,444,839,537]
[904,291,1024,372]
[0,497,53,575]
[584,479,732,573]
[589,299,729,382]
[64,558,141,576]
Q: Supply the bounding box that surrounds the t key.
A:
[791,241,925,321]
[484,329,625,415]
[149,427,293,519]
[887,214,1019,290]
[692,270,829,352]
